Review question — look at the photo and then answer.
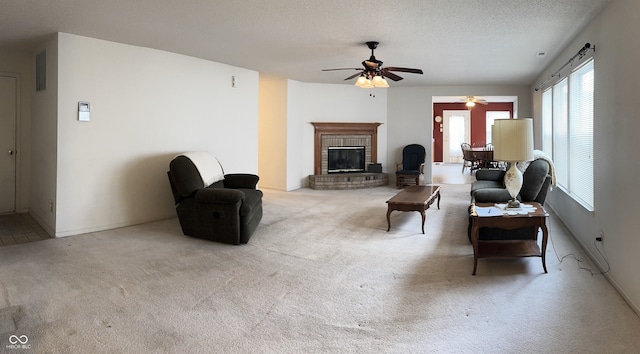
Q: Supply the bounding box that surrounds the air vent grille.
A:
[36,50,46,92]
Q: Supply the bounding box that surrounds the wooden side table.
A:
[470,202,549,275]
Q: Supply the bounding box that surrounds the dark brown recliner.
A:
[167,153,263,245]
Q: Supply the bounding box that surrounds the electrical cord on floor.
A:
[549,234,610,276]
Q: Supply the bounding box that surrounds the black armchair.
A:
[395,144,426,187]
[167,152,263,245]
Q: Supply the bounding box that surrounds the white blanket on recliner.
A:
[518,149,557,189]
[180,151,225,187]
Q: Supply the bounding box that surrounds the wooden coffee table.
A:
[470,202,549,275]
[386,185,441,234]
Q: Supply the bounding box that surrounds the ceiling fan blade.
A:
[381,70,404,81]
[383,67,424,74]
[456,96,490,105]
[323,42,423,84]
[343,72,363,81]
[322,68,361,71]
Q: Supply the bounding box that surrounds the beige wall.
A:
[258,75,288,190]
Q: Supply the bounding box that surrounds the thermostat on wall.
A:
[78,101,91,122]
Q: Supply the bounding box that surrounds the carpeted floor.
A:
[0,183,639,353]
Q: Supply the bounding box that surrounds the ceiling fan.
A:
[458,96,488,106]
[322,41,423,88]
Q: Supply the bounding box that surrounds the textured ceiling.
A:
[0,0,611,87]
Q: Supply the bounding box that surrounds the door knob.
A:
[8,150,14,155]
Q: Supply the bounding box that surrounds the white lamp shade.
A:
[492,118,534,162]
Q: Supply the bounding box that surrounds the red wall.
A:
[432,102,513,162]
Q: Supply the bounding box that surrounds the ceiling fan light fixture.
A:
[355,75,373,88]
[466,101,476,107]
[372,75,389,88]
[323,42,423,92]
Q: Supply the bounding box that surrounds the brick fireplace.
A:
[309,122,388,189]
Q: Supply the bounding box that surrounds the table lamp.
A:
[491,118,534,208]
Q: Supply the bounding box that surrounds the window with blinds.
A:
[541,58,594,210]
[569,60,594,208]
[541,88,553,157]
[485,111,510,144]
[553,78,568,189]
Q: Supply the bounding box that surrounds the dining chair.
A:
[461,143,476,173]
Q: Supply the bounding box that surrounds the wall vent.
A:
[36,50,46,92]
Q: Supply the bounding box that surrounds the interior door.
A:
[442,110,470,163]
[0,76,17,214]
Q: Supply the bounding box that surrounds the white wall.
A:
[30,35,59,236]
[286,79,305,191]
[387,85,531,184]
[293,83,388,188]
[532,0,640,313]
[54,33,259,236]
[387,88,434,183]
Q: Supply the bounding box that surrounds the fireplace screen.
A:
[327,146,365,173]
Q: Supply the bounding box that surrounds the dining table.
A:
[470,148,494,169]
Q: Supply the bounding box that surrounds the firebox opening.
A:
[328,146,365,174]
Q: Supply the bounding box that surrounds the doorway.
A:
[431,96,517,165]
[0,75,17,214]
[442,110,470,163]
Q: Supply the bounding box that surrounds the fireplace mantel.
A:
[311,122,382,175]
